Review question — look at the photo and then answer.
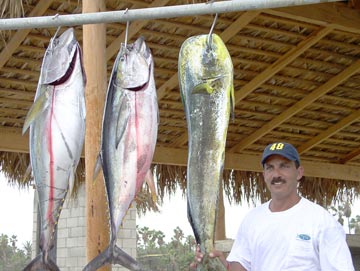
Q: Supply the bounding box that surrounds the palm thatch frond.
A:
[1,151,359,213]
[0,0,26,18]
[0,151,85,192]
[0,152,30,187]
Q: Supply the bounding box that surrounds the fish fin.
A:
[112,245,148,271]
[22,253,60,271]
[92,154,103,182]
[145,170,157,203]
[230,83,235,122]
[82,245,147,271]
[22,88,50,134]
[115,98,130,149]
[180,91,188,117]
[192,76,224,95]
[82,246,112,271]
[68,168,75,198]
[187,199,201,245]
[192,82,214,94]
[22,164,32,184]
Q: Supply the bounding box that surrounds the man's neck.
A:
[269,195,301,212]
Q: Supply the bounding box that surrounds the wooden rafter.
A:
[340,148,360,164]
[297,109,360,154]
[233,25,334,105]
[348,0,360,9]
[0,0,53,69]
[229,59,360,153]
[268,2,360,34]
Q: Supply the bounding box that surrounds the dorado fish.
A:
[178,34,234,271]
[22,28,86,271]
[83,36,158,271]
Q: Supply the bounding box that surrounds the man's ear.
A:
[297,165,304,181]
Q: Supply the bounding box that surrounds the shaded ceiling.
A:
[0,0,360,189]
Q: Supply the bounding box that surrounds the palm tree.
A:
[349,215,360,234]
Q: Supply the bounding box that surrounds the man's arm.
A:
[190,247,248,271]
[228,261,247,271]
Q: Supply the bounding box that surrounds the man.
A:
[191,142,354,271]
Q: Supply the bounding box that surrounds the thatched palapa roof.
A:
[0,0,360,210]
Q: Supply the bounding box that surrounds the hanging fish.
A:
[22,28,86,271]
[83,36,158,271]
[178,33,234,271]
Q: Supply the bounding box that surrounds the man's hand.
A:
[189,244,247,271]
[189,245,227,269]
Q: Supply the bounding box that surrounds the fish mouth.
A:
[125,79,149,92]
[49,48,78,86]
[271,177,286,185]
[124,64,151,92]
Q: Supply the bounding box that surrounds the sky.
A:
[0,174,35,248]
[1,171,359,250]
[0,171,252,248]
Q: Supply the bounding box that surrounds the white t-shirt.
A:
[227,198,354,271]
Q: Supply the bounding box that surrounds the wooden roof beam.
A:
[348,0,360,9]
[153,146,360,182]
[233,25,333,105]
[266,2,360,34]
[0,0,53,69]
[0,127,28,153]
[229,59,360,153]
[297,109,360,154]
[2,128,360,182]
[340,148,360,164]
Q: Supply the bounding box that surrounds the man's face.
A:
[263,154,304,201]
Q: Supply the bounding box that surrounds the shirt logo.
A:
[296,234,311,241]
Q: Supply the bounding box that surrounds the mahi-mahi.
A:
[178,33,234,271]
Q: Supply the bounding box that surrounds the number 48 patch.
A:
[269,143,284,151]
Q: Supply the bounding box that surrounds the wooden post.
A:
[83,1,110,270]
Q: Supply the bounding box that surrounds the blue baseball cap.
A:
[261,142,300,166]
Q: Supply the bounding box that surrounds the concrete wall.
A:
[31,184,137,271]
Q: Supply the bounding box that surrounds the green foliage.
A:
[349,215,360,234]
[329,201,356,234]
[0,234,31,271]
[137,226,196,271]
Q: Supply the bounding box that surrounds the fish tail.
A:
[112,244,148,271]
[83,245,147,271]
[23,253,60,271]
[82,246,112,271]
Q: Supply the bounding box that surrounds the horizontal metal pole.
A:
[0,0,342,30]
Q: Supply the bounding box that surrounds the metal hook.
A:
[207,13,218,50]
[49,26,61,50]
[122,8,130,50]
[124,21,130,49]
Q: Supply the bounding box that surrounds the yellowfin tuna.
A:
[22,28,86,271]
[83,36,157,271]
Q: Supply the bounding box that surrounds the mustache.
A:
[271,177,286,185]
